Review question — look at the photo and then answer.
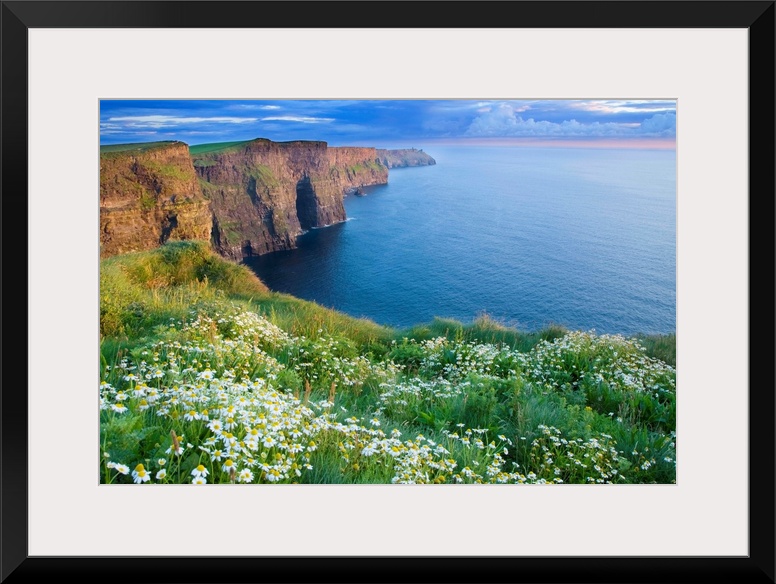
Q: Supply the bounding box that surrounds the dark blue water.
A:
[245,146,675,335]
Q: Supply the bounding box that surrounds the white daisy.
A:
[237,469,254,483]
[191,464,209,479]
[132,464,150,483]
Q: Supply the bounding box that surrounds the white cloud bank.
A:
[464,104,675,138]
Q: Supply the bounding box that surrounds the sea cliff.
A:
[100,140,428,260]
[192,139,387,260]
[99,141,212,258]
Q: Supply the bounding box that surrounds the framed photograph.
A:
[4,1,773,582]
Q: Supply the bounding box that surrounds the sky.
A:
[100,99,676,149]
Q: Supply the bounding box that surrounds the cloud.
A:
[228,104,281,110]
[261,116,335,124]
[106,115,258,128]
[464,104,675,138]
[569,100,676,114]
[638,112,676,136]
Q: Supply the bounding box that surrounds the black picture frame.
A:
[2,2,773,582]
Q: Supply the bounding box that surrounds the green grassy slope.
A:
[99,242,677,485]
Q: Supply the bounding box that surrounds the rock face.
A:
[193,139,388,260]
[99,138,407,260]
[376,148,436,168]
[100,142,212,258]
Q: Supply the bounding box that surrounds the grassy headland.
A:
[100,241,676,485]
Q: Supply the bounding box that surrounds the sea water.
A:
[244,145,676,335]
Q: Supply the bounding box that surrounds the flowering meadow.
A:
[100,242,676,485]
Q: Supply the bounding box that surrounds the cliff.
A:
[376,148,436,168]
[192,139,388,260]
[100,142,212,258]
[99,139,425,261]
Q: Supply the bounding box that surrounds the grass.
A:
[100,141,182,155]
[189,140,253,155]
[100,241,677,485]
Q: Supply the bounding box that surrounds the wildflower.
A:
[192,476,207,484]
[155,469,167,480]
[157,458,166,467]
[114,463,130,475]
[191,464,209,479]
[111,403,128,414]
[207,419,224,435]
[222,459,236,474]
[132,464,150,483]
[238,469,254,483]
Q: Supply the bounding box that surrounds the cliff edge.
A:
[100,141,212,258]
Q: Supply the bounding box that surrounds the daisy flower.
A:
[191,464,209,479]
[114,463,130,475]
[265,468,282,483]
[155,469,167,480]
[237,469,254,483]
[132,464,150,483]
[192,476,207,485]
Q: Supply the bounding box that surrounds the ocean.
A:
[244,145,676,335]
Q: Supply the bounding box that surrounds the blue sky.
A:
[100,99,676,148]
